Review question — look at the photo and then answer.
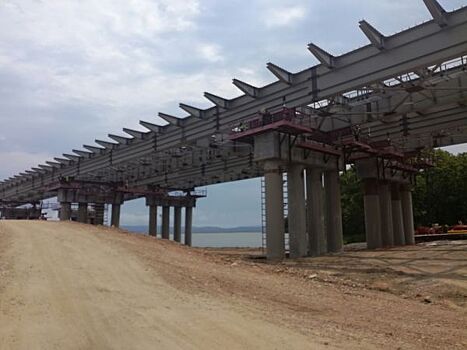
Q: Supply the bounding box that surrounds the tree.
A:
[413,150,467,227]
[340,167,365,243]
[339,150,467,243]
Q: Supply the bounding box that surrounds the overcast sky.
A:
[1,0,466,227]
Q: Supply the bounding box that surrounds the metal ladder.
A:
[260,173,289,252]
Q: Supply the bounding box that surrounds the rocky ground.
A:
[0,220,465,349]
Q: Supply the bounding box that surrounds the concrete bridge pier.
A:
[324,169,343,253]
[379,182,394,247]
[60,202,72,221]
[57,189,72,221]
[363,178,383,249]
[111,204,121,228]
[110,193,123,228]
[401,184,415,245]
[173,206,182,243]
[264,161,285,260]
[149,205,158,237]
[162,205,170,239]
[391,184,405,246]
[94,203,105,225]
[184,206,193,246]
[288,164,307,258]
[78,203,88,223]
[306,168,325,257]
[146,196,158,237]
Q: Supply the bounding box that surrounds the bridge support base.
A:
[307,168,325,256]
[401,185,415,245]
[59,202,72,221]
[364,179,382,249]
[391,184,405,246]
[264,161,285,260]
[379,182,394,247]
[174,206,182,243]
[288,164,307,258]
[78,203,88,223]
[111,203,121,228]
[185,206,193,246]
[162,206,170,239]
[324,169,343,253]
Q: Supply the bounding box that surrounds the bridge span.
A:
[1,0,467,259]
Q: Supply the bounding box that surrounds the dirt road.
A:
[0,221,465,349]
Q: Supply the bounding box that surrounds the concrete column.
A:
[306,168,325,256]
[324,169,344,253]
[111,203,121,228]
[400,185,415,245]
[287,164,307,258]
[173,206,182,243]
[162,205,170,239]
[363,179,382,249]
[185,206,193,246]
[59,202,72,221]
[78,203,88,223]
[148,205,157,237]
[379,182,394,247]
[391,184,405,246]
[264,161,285,260]
[94,203,105,225]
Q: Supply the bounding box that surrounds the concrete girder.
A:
[83,145,105,154]
[179,104,204,119]
[307,43,335,68]
[45,161,62,168]
[266,62,293,84]
[359,20,385,50]
[139,120,163,133]
[38,165,53,171]
[95,139,118,150]
[63,153,81,162]
[232,79,259,98]
[423,0,448,27]
[73,149,93,158]
[123,128,147,139]
[159,112,185,127]
[204,92,230,109]
[108,134,131,145]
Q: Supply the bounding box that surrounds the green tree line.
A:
[340,150,467,243]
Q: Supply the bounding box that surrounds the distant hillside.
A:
[122,225,262,234]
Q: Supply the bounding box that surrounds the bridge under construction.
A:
[1,0,467,259]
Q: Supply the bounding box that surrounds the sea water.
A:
[191,232,262,248]
[122,225,263,248]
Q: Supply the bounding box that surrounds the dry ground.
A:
[0,221,465,350]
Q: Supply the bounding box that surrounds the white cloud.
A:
[0,151,54,180]
[263,6,306,28]
[197,43,224,63]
